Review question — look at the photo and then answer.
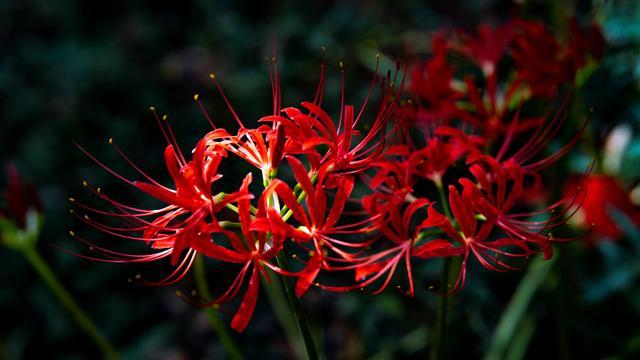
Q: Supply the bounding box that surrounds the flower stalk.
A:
[23,246,117,358]
[275,252,319,360]
[193,255,243,360]
[430,182,453,360]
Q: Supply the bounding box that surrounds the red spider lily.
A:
[359,127,481,216]
[409,33,462,126]
[409,136,468,185]
[511,20,572,98]
[452,22,517,132]
[67,26,603,336]
[198,57,293,179]
[69,127,249,285]
[479,98,587,174]
[0,163,43,231]
[318,198,458,297]
[206,124,289,181]
[460,158,587,258]
[289,61,405,178]
[422,185,542,291]
[188,173,288,332]
[260,156,377,296]
[566,175,640,241]
[455,76,544,136]
[408,19,604,138]
[567,18,606,71]
[455,22,515,78]
[361,156,417,219]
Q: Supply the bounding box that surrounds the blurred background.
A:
[1,0,640,358]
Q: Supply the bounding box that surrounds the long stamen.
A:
[194,94,216,129]
[209,73,245,128]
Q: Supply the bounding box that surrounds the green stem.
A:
[261,273,306,359]
[275,252,319,360]
[483,255,556,360]
[430,257,452,360]
[430,182,454,360]
[261,170,320,359]
[23,248,117,358]
[193,255,243,360]
[435,180,452,219]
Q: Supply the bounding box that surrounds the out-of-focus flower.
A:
[0,163,44,250]
[567,175,640,241]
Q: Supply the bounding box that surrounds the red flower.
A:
[409,33,462,126]
[320,199,458,297]
[461,158,584,259]
[511,20,572,98]
[362,156,416,219]
[260,156,375,296]
[566,175,640,241]
[479,101,586,174]
[191,173,287,332]
[289,60,404,178]
[422,185,539,291]
[567,18,606,73]
[409,136,468,185]
[455,22,515,77]
[70,129,248,285]
[206,124,289,180]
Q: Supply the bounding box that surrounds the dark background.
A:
[1,0,640,358]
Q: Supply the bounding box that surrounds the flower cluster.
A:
[70,18,604,332]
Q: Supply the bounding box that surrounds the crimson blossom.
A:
[69,17,604,333]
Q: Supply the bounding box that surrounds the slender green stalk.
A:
[435,179,452,219]
[430,182,454,360]
[193,255,243,360]
[505,315,538,360]
[483,255,556,360]
[275,252,319,360]
[262,171,320,360]
[430,257,451,360]
[23,248,117,358]
[261,273,306,359]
